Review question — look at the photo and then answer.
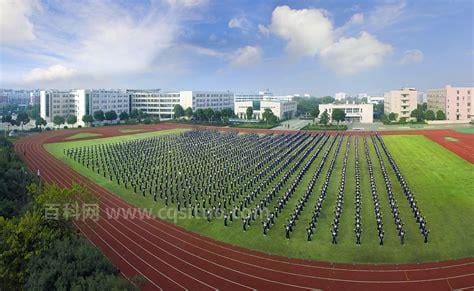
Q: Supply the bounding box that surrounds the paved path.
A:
[273,119,312,130]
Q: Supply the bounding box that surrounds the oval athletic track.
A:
[14,124,474,291]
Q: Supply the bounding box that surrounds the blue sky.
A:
[0,0,472,96]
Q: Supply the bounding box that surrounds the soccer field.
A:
[45,130,474,263]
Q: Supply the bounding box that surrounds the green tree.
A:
[93,110,105,122]
[424,110,435,120]
[319,110,329,125]
[16,112,30,130]
[332,108,346,123]
[53,115,65,128]
[66,115,77,126]
[246,107,253,120]
[221,108,234,119]
[0,210,66,288]
[25,105,40,120]
[262,108,278,124]
[194,109,205,121]
[1,114,12,123]
[104,110,117,122]
[25,237,135,290]
[380,113,389,123]
[184,107,193,119]
[388,112,397,121]
[119,111,129,121]
[399,117,407,124]
[436,110,446,120]
[310,107,320,120]
[319,96,335,104]
[203,108,215,122]
[35,117,46,129]
[129,109,140,119]
[82,114,93,126]
[410,108,424,122]
[173,104,185,119]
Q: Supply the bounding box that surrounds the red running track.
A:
[14,125,474,290]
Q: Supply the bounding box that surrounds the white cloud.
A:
[267,5,393,74]
[230,46,262,67]
[0,0,39,44]
[348,13,364,25]
[228,16,251,31]
[401,49,424,64]
[368,1,406,28]
[258,24,270,36]
[320,32,392,74]
[24,64,78,83]
[269,5,333,57]
[14,0,177,85]
[166,0,208,8]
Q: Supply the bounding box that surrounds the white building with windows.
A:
[318,103,373,123]
[234,90,273,102]
[384,87,417,120]
[40,89,129,126]
[129,90,179,119]
[180,91,234,111]
[235,100,297,120]
[40,90,77,124]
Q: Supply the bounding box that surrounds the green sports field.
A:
[45,130,474,263]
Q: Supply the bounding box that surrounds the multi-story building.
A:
[234,100,297,120]
[427,85,472,121]
[384,87,417,120]
[318,103,373,123]
[41,89,129,125]
[180,91,234,112]
[40,90,77,123]
[29,90,40,106]
[0,89,31,106]
[334,92,347,101]
[129,90,180,119]
[234,89,273,102]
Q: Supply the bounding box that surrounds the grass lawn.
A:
[119,129,148,133]
[229,122,278,129]
[454,127,474,134]
[45,132,474,263]
[65,132,103,140]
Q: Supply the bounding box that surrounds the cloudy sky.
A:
[0,0,473,95]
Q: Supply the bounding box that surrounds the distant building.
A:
[417,92,427,104]
[180,91,234,112]
[334,92,347,101]
[41,89,129,125]
[384,87,417,120]
[234,89,273,102]
[29,90,40,106]
[368,96,384,104]
[129,90,234,119]
[235,100,297,120]
[318,103,373,123]
[40,90,77,124]
[129,89,179,119]
[357,93,368,100]
[427,85,473,121]
[0,89,30,106]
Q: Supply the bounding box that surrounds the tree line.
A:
[0,136,137,290]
